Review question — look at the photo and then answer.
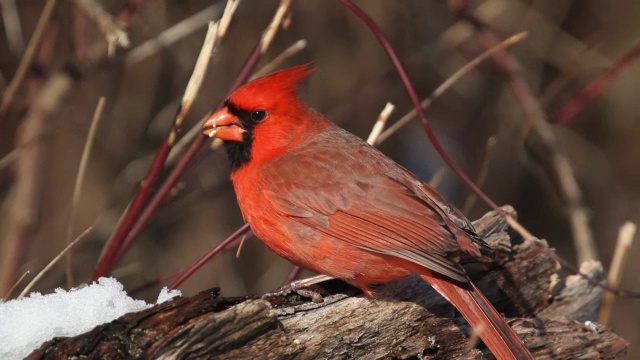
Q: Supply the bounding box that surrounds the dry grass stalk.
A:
[0,0,57,118]
[0,73,73,295]
[124,5,221,65]
[0,0,25,55]
[367,102,395,145]
[2,270,30,300]
[376,32,528,144]
[251,39,308,79]
[598,222,636,325]
[168,21,220,145]
[18,227,93,299]
[64,97,106,288]
[260,0,292,53]
[73,0,131,55]
[462,137,497,213]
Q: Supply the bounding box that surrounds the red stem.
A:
[115,136,205,260]
[118,0,151,24]
[550,41,640,124]
[338,0,503,214]
[92,0,204,282]
[168,223,251,290]
[280,265,303,287]
[128,267,183,296]
[92,145,171,280]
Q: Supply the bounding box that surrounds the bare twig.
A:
[169,224,252,290]
[18,227,93,299]
[367,102,394,145]
[3,0,212,286]
[64,97,106,288]
[113,21,222,260]
[598,222,636,325]
[501,49,596,264]
[550,40,640,124]
[505,216,639,298]
[462,137,497,213]
[218,0,240,39]
[168,113,213,166]
[128,268,184,296]
[112,45,261,277]
[260,0,292,53]
[94,17,224,279]
[0,122,59,170]
[3,271,29,300]
[443,0,612,77]
[557,152,597,262]
[266,274,334,298]
[429,168,446,189]
[461,327,482,359]
[280,266,303,287]
[450,1,598,263]
[538,44,601,107]
[376,32,528,144]
[0,73,73,295]
[124,5,221,65]
[0,0,146,166]
[170,21,220,145]
[0,146,22,170]
[220,230,253,252]
[0,0,57,120]
[235,232,249,258]
[117,0,150,24]
[73,0,131,55]
[0,0,25,55]
[251,39,308,79]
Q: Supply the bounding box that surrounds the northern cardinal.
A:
[203,65,533,359]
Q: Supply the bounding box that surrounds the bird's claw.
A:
[294,288,324,303]
[262,276,331,303]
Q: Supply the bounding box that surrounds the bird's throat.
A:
[224,134,253,171]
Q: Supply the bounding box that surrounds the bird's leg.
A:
[295,289,324,303]
[262,274,334,302]
[359,286,376,298]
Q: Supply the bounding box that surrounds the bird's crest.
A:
[228,64,315,111]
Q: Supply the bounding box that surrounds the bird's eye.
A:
[251,110,267,122]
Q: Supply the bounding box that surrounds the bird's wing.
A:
[263,174,470,283]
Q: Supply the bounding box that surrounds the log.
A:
[27,206,629,359]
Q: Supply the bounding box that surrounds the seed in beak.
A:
[206,116,218,137]
[202,107,246,141]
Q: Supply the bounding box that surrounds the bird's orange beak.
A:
[202,107,246,142]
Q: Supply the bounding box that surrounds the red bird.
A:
[203,65,533,359]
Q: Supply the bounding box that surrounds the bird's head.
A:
[203,64,320,170]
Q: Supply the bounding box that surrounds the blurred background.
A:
[0,0,638,355]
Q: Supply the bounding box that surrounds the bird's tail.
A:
[421,272,533,359]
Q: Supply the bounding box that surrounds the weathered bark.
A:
[27,206,629,359]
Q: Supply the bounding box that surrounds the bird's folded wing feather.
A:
[264,176,469,283]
